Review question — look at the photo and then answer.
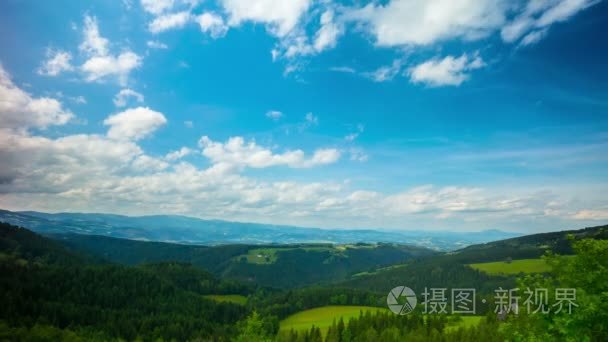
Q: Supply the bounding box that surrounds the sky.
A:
[0,0,607,233]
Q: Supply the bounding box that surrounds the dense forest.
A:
[54,233,435,288]
[1,221,607,341]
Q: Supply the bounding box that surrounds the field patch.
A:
[279,305,387,335]
[468,258,551,275]
[202,294,247,305]
[445,316,484,331]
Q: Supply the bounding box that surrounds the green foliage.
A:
[504,238,608,341]
[233,311,277,342]
[0,222,249,341]
[56,234,434,288]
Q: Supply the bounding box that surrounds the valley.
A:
[1,216,606,341]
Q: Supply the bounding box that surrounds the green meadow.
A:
[279,306,387,335]
[468,258,552,275]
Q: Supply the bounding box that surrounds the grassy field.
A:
[202,294,247,305]
[468,258,551,275]
[279,306,387,335]
[445,316,484,331]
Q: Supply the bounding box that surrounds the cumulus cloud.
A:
[79,15,142,85]
[79,15,109,56]
[149,11,191,33]
[345,0,507,46]
[104,107,167,141]
[38,49,73,76]
[196,12,229,38]
[220,0,311,37]
[113,88,144,107]
[165,147,193,161]
[198,135,340,169]
[408,53,485,87]
[81,52,142,85]
[0,64,73,129]
[140,0,175,15]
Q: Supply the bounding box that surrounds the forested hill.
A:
[447,223,608,263]
[0,222,252,341]
[51,232,436,288]
[339,224,608,294]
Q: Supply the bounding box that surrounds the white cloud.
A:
[266,110,283,121]
[196,12,229,38]
[364,59,403,82]
[147,40,168,49]
[132,154,169,172]
[520,29,548,46]
[165,147,193,161]
[113,88,144,107]
[345,0,507,46]
[330,66,356,74]
[141,0,175,15]
[79,15,109,56]
[38,49,73,76]
[572,208,608,220]
[313,10,341,52]
[81,52,142,85]
[198,135,340,169]
[408,53,485,87]
[220,0,311,37]
[537,0,599,27]
[501,0,599,45]
[104,107,167,141]
[0,64,73,129]
[149,11,191,33]
[78,16,143,85]
[184,120,194,128]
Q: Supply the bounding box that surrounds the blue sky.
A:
[0,0,607,233]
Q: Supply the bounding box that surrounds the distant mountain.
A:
[0,209,521,251]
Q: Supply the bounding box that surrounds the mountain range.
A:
[0,209,521,251]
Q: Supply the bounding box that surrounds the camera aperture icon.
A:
[387,286,417,315]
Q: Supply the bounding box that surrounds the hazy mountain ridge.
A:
[0,209,521,251]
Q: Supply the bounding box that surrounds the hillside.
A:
[338,224,608,294]
[52,232,436,288]
[0,222,251,340]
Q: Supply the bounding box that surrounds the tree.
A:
[233,311,272,342]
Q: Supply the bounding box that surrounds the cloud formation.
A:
[0,64,73,129]
[104,107,167,141]
[408,54,485,87]
[199,136,340,169]
[79,15,142,85]
[38,49,73,76]
[113,88,145,107]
